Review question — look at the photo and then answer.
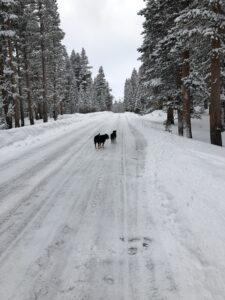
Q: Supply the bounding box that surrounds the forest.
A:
[1,0,225,147]
[124,0,225,146]
[0,0,113,129]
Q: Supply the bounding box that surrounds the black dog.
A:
[94,133,100,148]
[94,133,109,149]
[110,130,117,143]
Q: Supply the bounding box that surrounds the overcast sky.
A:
[57,0,144,100]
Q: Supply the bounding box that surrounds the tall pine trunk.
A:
[16,42,25,126]
[24,46,34,125]
[176,67,183,136]
[167,106,174,125]
[39,2,48,123]
[60,101,63,115]
[41,41,48,123]
[210,2,222,146]
[0,43,4,117]
[1,2,11,128]
[8,38,20,128]
[221,99,225,132]
[178,109,184,136]
[181,50,192,138]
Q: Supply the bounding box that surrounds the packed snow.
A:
[0,111,225,300]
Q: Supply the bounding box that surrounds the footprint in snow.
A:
[120,236,152,255]
[128,247,138,255]
[103,276,114,285]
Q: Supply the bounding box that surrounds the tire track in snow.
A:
[0,116,109,259]
[0,116,106,202]
[124,116,153,300]
[120,116,130,300]
[129,116,181,299]
[0,114,120,300]
[24,115,121,300]
[24,157,108,300]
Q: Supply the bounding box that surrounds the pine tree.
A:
[137,0,225,141]
[47,0,65,119]
[0,2,113,128]
[70,50,81,90]
[0,0,20,128]
[94,66,107,111]
[124,69,139,112]
[63,50,78,114]
[209,1,223,146]
[124,79,133,112]
[79,48,92,91]
[105,82,113,111]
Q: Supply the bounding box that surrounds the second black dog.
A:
[94,133,109,149]
[110,130,117,143]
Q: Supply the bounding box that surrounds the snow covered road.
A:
[0,112,225,300]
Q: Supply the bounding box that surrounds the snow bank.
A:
[0,113,106,150]
[141,110,225,147]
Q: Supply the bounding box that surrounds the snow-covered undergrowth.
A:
[141,110,225,147]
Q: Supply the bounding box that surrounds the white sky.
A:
[57,0,145,100]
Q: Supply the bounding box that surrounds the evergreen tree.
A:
[105,82,113,111]
[79,48,92,91]
[47,0,65,119]
[137,0,225,145]
[94,66,107,111]
[124,69,139,112]
[0,2,114,128]
[70,50,81,90]
[0,0,19,128]
[124,79,133,112]
[63,50,78,114]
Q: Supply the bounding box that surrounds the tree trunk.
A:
[16,42,25,126]
[34,106,39,120]
[38,102,43,120]
[0,43,5,120]
[221,101,225,132]
[24,47,34,125]
[1,3,12,129]
[60,101,63,115]
[39,2,48,123]
[176,66,183,136]
[178,108,184,136]
[210,2,222,146]
[167,106,174,125]
[8,38,20,128]
[182,50,192,138]
[204,99,208,110]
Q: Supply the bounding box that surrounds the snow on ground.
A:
[141,109,225,146]
[0,112,225,300]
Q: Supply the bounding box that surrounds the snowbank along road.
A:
[0,112,225,300]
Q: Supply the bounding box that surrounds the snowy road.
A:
[0,112,225,300]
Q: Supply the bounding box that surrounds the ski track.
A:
[0,113,225,299]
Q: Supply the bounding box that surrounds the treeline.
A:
[0,0,113,129]
[124,0,225,146]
